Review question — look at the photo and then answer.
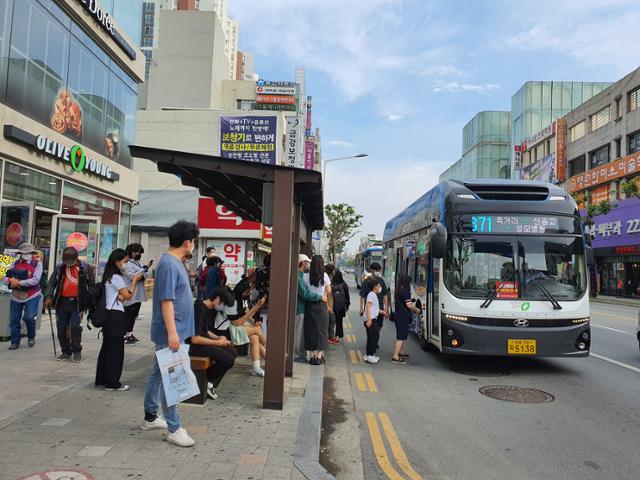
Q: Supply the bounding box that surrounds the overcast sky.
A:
[229,0,640,251]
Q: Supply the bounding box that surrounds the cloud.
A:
[419,64,465,77]
[432,80,500,93]
[378,110,406,122]
[325,140,355,148]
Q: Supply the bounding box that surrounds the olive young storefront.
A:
[0,0,144,337]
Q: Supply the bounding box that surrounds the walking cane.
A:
[47,307,57,357]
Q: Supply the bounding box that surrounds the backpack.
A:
[333,284,347,313]
[86,282,108,329]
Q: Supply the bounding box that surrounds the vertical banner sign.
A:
[555,118,567,182]
[304,140,315,170]
[305,96,312,138]
[220,116,277,164]
[210,240,246,286]
[285,116,300,167]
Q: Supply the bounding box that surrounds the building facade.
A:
[562,67,640,297]
[511,81,611,178]
[0,0,144,285]
[440,111,511,181]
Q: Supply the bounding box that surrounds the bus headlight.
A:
[572,318,589,324]
[445,313,468,322]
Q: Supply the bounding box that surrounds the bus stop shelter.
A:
[130,145,323,409]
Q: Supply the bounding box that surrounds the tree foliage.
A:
[324,203,363,263]
[621,176,640,199]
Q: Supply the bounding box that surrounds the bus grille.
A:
[464,184,549,201]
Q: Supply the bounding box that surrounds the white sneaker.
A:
[250,368,265,377]
[372,355,381,361]
[166,427,195,447]
[207,385,218,400]
[364,355,379,364]
[141,415,168,431]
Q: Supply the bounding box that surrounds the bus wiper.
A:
[526,273,563,310]
[480,269,514,309]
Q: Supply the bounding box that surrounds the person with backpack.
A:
[359,262,389,350]
[295,254,326,362]
[303,255,331,365]
[44,247,95,362]
[364,278,388,364]
[122,243,151,345]
[392,275,421,364]
[253,254,271,333]
[95,249,144,392]
[3,243,43,350]
[204,256,226,299]
[330,270,350,343]
[195,247,215,301]
[142,221,199,448]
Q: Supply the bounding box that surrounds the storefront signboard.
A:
[568,152,640,193]
[3,125,119,182]
[285,116,300,168]
[583,197,640,249]
[197,198,262,238]
[76,0,137,60]
[256,85,296,96]
[305,96,312,138]
[304,140,315,170]
[255,94,296,105]
[210,240,246,286]
[253,103,297,112]
[220,116,277,165]
[555,118,567,182]
[66,232,89,252]
[256,80,296,87]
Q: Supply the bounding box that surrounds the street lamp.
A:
[322,153,369,189]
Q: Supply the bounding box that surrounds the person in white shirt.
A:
[364,279,387,364]
[303,255,332,365]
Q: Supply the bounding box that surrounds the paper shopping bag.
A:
[155,345,200,407]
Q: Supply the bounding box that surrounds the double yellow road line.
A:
[345,334,357,343]
[366,412,423,480]
[349,350,364,364]
[355,372,378,392]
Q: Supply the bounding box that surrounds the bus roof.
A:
[383,179,576,242]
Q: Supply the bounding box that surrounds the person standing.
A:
[392,275,420,364]
[294,254,326,362]
[330,270,350,342]
[195,246,216,300]
[303,255,331,365]
[122,243,151,345]
[141,221,199,448]
[95,249,143,391]
[44,247,95,362]
[325,264,337,345]
[4,243,42,350]
[253,254,271,333]
[364,279,387,364]
[359,262,389,351]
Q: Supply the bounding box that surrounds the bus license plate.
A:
[508,339,536,355]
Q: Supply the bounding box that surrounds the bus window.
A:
[415,256,428,286]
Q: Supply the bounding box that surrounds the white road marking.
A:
[592,324,631,334]
[591,353,640,374]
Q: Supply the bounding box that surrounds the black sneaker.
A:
[28,338,36,347]
[129,335,141,344]
[72,352,82,363]
[8,343,19,350]
[57,353,71,361]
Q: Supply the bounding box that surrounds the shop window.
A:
[589,145,609,169]
[629,130,640,155]
[62,182,120,276]
[568,155,586,177]
[2,163,61,211]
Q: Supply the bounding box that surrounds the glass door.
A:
[54,215,101,274]
[0,201,35,253]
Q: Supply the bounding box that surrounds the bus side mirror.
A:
[586,246,595,267]
[429,223,447,259]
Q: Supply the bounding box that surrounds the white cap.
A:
[298,254,312,263]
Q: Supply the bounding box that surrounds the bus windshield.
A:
[445,235,587,301]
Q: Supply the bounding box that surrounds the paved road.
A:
[339,284,640,480]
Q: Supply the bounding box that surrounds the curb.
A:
[592,297,640,309]
[294,363,336,480]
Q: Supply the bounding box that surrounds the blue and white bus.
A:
[382,180,591,357]
[354,246,383,288]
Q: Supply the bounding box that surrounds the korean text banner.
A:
[220,116,277,165]
[583,197,640,249]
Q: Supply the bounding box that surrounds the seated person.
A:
[187,287,238,400]
[213,285,267,378]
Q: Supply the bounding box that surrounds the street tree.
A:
[621,177,640,199]
[324,203,363,263]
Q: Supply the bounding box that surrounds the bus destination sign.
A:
[457,215,576,234]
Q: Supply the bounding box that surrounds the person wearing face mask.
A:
[142,221,199,448]
[122,243,152,345]
[44,247,95,362]
[188,286,238,400]
[295,254,326,362]
[95,249,144,391]
[359,262,389,356]
[3,243,43,350]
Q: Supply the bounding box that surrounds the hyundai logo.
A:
[514,319,530,328]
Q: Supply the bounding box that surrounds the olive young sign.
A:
[3,125,119,182]
[76,0,137,60]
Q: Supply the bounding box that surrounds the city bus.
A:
[354,246,383,288]
[382,180,591,357]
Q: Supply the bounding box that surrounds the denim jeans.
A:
[10,296,39,345]
[143,344,180,433]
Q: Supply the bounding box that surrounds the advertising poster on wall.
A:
[521,153,556,183]
[210,240,246,286]
[220,116,277,164]
[583,197,640,249]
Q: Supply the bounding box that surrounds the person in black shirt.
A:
[187,287,237,400]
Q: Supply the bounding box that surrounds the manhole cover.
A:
[479,385,554,404]
[451,366,510,377]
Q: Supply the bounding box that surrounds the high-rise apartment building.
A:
[236,52,255,80]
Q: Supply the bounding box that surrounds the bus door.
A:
[394,247,404,290]
[414,255,429,324]
[428,254,441,342]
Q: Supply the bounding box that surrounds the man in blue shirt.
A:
[141,221,199,447]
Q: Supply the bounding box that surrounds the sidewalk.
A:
[591,295,640,308]
[0,304,313,480]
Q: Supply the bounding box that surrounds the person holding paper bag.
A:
[141,221,199,448]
